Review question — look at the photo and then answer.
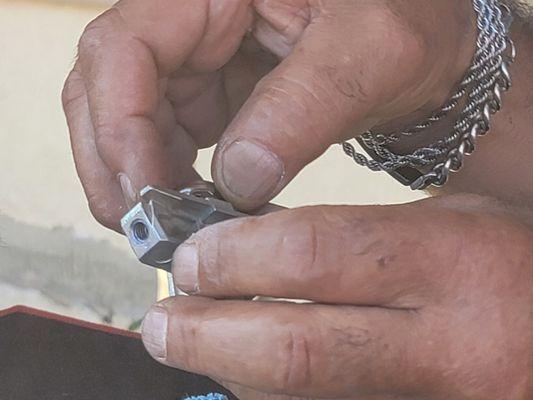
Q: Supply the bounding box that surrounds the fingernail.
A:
[220,139,284,203]
[142,306,168,361]
[172,243,199,294]
[118,173,138,209]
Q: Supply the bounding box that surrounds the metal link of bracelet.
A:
[342,0,515,190]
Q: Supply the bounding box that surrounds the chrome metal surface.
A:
[121,183,246,272]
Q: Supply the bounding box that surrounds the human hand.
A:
[63,0,476,230]
[142,194,533,399]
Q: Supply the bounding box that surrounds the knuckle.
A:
[78,9,121,57]
[92,120,117,146]
[281,208,330,283]
[91,115,148,152]
[92,115,134,154]
[281,207,358,285]
[255,74,312,106]
[61,71,84,113]
[78,21,104,56]
[87,192,118,230]
[164,298,217,372]
[276,327,315,392]
[258,73,338,118]
[256,73,337,145]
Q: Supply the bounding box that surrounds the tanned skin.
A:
[63,2,533,398]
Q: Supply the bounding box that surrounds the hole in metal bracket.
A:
[132,221,149,243]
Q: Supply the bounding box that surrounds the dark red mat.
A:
[0,306,235,400]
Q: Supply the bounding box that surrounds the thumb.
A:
[211,11,419,210]
[211,0,475,211]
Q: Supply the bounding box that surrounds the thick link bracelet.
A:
[342,0,516,190]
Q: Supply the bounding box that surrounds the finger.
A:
[212,4,430,210]
[167,2,256,147]
[172,200,462,306]
[62,65,126,230]
[217,379,400,400]
[76,0,210,205]
[64,64,201,229]
[166,70,229,149]
[168,44,276,156]
[141,296,419,398]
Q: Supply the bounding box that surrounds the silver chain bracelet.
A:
[342,0,516,190]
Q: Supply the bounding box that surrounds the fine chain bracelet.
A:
[342,0,516,190]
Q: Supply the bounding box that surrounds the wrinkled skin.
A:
[63,1,533,399]
[63,0,475,227]
[150,194,533,400]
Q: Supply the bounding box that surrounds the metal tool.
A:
[121,181,246,272]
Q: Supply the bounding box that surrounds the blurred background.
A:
[0,0,424,329]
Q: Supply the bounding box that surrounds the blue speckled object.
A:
[184,393,228,400]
